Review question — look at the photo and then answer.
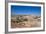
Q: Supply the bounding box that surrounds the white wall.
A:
[0,0,5,34]
[0,0,46,34]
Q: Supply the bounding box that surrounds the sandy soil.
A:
[11,15,41,28]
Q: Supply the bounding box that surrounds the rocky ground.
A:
[11,15,41,28]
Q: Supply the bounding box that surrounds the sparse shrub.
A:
[15,20,19,23]
[34,16,38,19]
[24,19,28,21]
[11,19,15,23]
[16,16,24,23]
[12,16,28,23]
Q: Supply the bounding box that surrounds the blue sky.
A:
[11,5,41,16]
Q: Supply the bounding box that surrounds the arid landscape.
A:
[11,5,41,28]
[11,15,41,28]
